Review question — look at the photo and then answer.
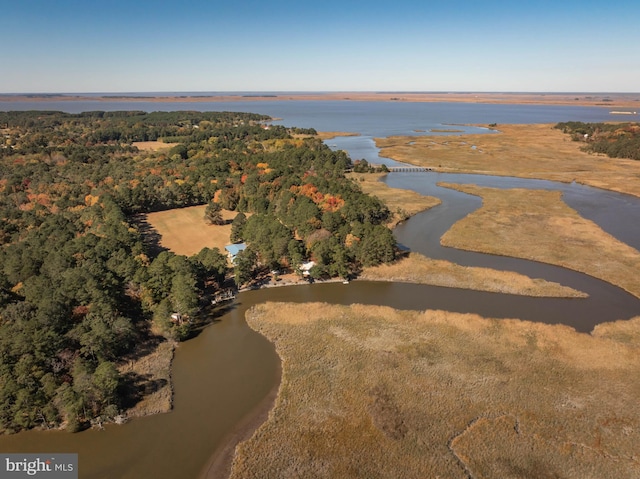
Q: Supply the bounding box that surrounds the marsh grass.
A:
[315,131,361,140]
[230,302,640,479]
[439,184,640,298]
[361,252,586,297]
[376,123,640,198]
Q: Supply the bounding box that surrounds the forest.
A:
[554,121,640,160]
[0,110,395,433]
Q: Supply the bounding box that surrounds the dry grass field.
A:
[376,123,640,198]
[144,205,238,257]
[230,302,640,479]
[131,140,178,151]
[439,184,640,299]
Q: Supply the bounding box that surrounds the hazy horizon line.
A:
[2,90,640,96]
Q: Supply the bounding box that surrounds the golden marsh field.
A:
[376,123,640,198]
[230,302,640,479]
[439,184,640,299]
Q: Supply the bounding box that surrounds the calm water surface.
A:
[1,100,639,478]
[0,98,618,130]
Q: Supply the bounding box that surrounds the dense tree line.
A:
[0,110,396,433]
[352,158,390,173]
[554,121,640,160]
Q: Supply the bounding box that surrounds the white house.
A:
[299,261,315,276]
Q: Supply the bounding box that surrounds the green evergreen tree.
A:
[204,201,224,225]
[230,212,247,243]
[234,248,257,287]
[170,273,199,317]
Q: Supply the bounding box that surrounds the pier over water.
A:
[387,166,433,173]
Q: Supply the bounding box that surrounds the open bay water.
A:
[0,98,619,130]
[1,98,639,478]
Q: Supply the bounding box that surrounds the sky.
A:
[1,0,639,93]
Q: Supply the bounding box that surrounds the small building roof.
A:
[299,261,315,271]
[225,243,247,256]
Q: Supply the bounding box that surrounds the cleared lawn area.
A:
[145,205,238,257]
[230,302,640,479]
[131,140,179,152]
[440,184,640,299]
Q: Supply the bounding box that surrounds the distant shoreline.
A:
[1,91,640,109]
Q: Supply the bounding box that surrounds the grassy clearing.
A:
[144,205,238,257]
[440,184,640,299]
[131,140,179,151]
[361,252,586,297]
[376,123,640,198]
[230,302,640,479]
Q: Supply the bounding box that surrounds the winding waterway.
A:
[387,172,640,332]
[1,100,639,478]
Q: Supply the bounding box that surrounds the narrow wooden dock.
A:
[387,166,433,173]
[211,288,237,305]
